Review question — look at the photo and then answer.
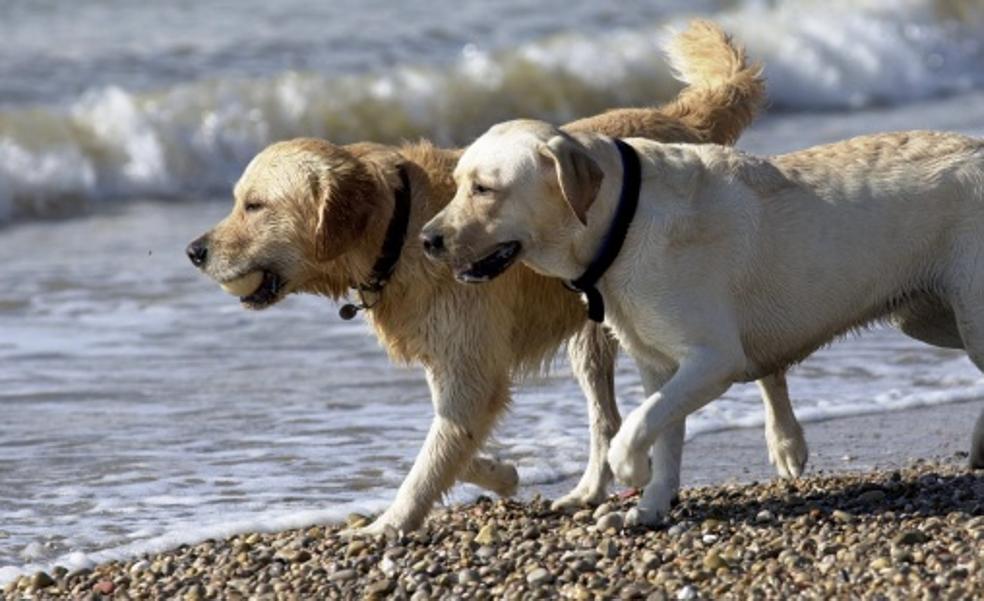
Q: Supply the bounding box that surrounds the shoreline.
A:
[4,400,982,599]
[6,461,980,599]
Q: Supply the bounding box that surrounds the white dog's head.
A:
[421,119,604,283]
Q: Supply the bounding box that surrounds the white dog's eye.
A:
[244,201,265,213]
[472,182,492,195]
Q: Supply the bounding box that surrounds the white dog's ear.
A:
[540,135,604,225]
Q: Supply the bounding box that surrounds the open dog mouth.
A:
[221,270,285,309]
[455,241,522,283]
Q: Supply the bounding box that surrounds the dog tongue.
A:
[220,272,264,297]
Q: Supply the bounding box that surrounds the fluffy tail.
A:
[972,408,984,469]
[659,20,765,145]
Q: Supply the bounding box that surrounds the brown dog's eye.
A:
[472,182,492,195]
[244,201,264,213]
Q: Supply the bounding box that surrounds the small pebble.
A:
[475,524,500,546]
[31,572,55,590]
[593,503,613,519]
[596,511,624,532]
[526,567,552,586]
[893,530,928,546]
[832,510,855,524]
[329,569,357,582]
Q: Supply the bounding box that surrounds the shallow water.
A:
[2,0,984,584]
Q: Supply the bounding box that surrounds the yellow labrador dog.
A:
[187,22,794,534]
[425,120,984,525]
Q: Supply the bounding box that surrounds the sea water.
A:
[2,0,984,582]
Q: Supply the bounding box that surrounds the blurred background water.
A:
[2,0,984,582]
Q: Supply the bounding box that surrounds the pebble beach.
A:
[4,1,984,598]
[6,457,982,600]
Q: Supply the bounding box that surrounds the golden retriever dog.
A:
[425,119,984,525]
[186,21,795,534]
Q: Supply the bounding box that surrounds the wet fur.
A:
[192,21,781,532]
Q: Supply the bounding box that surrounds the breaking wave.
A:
[0,0,981,222]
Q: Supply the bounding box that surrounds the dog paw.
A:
[624,483,675,528]
[607,435,652,489]
[767,426,809,479]
[492,463,519,498]
[551,485,607,512]
[624,505,665,528]
[341,516,402,540]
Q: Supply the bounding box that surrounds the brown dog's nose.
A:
[186,236,209,267]
[420,230,445,259]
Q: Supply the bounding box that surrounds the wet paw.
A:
[768,427,809,479]
[551,486,607,512]
[607,434,652,489]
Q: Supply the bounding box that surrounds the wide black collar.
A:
[339,166,412,320]
[564,138,642,323]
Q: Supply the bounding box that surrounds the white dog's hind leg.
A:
[552,323,621,510]
[758,372,808,479]
[461,456,519,497]
[609,346,741,489]
[971,409,984,469]
[951,288,984,469]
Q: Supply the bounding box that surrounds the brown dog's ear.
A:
[314,157,379,261]
[540,135,604,226]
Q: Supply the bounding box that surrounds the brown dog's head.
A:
[422,119,603,283]
[186,138,384,308]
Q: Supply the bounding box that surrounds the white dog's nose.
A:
[420,230,446,259]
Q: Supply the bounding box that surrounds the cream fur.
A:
[188,21,791,534]
[432,121,984,525]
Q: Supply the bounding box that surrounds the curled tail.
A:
[972,408,984,469]
[660,20,765,145]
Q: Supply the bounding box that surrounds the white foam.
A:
[0,0,980,223]
[720,0,984,109]
[0,497,393,586]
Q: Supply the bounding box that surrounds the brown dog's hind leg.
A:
[461,455,519,497]
[552,322,621,510]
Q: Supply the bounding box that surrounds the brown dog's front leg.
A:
[360,366,510,534]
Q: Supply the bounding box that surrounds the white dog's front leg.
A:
[552,323,621,510]
[360,367,509,535]
[758,372,808,479]
[608,347,740,489]
[626,418,685,527]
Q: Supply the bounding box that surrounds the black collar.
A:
[339,166,412,320]
[564,138,642,323]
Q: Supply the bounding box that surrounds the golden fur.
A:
[190,21,773,532]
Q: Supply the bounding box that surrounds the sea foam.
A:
[0,0,981,223]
